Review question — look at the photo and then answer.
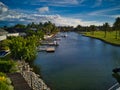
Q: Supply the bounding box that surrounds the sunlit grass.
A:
[85,31,120,45]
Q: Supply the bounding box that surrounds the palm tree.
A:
[89,25,96,35]
[103,22,110,38]
[113,17,120,39]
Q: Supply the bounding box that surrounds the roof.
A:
[0,28,8,35]
[0,28,8,32]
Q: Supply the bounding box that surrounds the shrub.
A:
[0,60,16,73]
[0,72,14,90]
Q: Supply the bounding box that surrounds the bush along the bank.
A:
[0,72,14,90]
[0,60,16,73]
[8,36,38,62]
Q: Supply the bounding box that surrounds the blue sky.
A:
[0,0,120,27]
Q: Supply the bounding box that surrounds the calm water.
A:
[34,32,120,90]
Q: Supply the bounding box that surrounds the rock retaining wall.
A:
[18,61,50,90]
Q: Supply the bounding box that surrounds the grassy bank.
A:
[84,31,120,46]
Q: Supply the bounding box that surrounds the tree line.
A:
[1,21,59,62]
[4,21,59,35]
[76,17,120,39]
[59,17,120,39]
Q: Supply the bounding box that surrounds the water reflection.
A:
[34,32,120,90]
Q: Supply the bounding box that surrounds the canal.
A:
[34,32,120,90]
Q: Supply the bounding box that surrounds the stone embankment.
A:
[18,61,50,90]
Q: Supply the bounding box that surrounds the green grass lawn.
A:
[85,31,120,45]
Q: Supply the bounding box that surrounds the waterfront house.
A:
[0,28,8,36]
[7,33,19,37]
[0,28,8,41]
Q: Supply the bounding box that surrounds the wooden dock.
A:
[37,46,56,52]
[37,46,47,52]
[46,47,55,52]
[41,42,59,46]
[7,73,33,90]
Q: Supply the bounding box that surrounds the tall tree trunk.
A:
[119,30,120,37]
[92,31,94,35]
[116,30,118,39]
[104,30,106,38]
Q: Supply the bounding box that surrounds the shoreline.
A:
[17,60,50,90]
[82,34,120,47]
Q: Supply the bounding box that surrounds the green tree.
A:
[113,17,120,39]
[103,22,110,38]
[76,25,82,31]
[0,40,10,51]
[89,25,96,35]
[14,24,26,29]
[8,36,38,62]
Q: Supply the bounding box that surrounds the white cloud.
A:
[0,1,104,27]
[35,0,79,7]
[58,0,78,4]
[111,14,120,18]
[89,7,120,16]
[39,0,78,4]
[93,0,102,7]
[38,7,49,13]
[0,2,8,14]
[29,14,103,27]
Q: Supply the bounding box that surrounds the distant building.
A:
[0,28,8,36]
[19,33,26,37]
[30,28,37,31]
[0,35,7,41]
[7,33,19,37]
[0,28,8,41]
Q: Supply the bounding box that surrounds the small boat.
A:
[61,34,67,37]
[65,34,67,37]
[55,38,61,41]
[0,50,10,57]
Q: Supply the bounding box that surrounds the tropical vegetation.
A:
[0,72,14,90]
[75,17,120,45]
[0,21,59,90]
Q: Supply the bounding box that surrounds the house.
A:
[19,33,26,37]
[7,33,19,37]
[0,28,8,36]
[0,28,8,41]
[0,35,7,41]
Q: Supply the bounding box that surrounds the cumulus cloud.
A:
[0,2,8,14]
[28,14,103,27]
[38,7,49,13]
[0,1,104,27]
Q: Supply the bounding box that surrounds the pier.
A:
[46,47,55,52]
[38,35,61,52]
[37,46,55,52]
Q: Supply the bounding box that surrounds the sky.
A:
[0,0,120,27]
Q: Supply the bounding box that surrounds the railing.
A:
[108,83,120,90]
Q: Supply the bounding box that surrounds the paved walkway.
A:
[7,73,33,90]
